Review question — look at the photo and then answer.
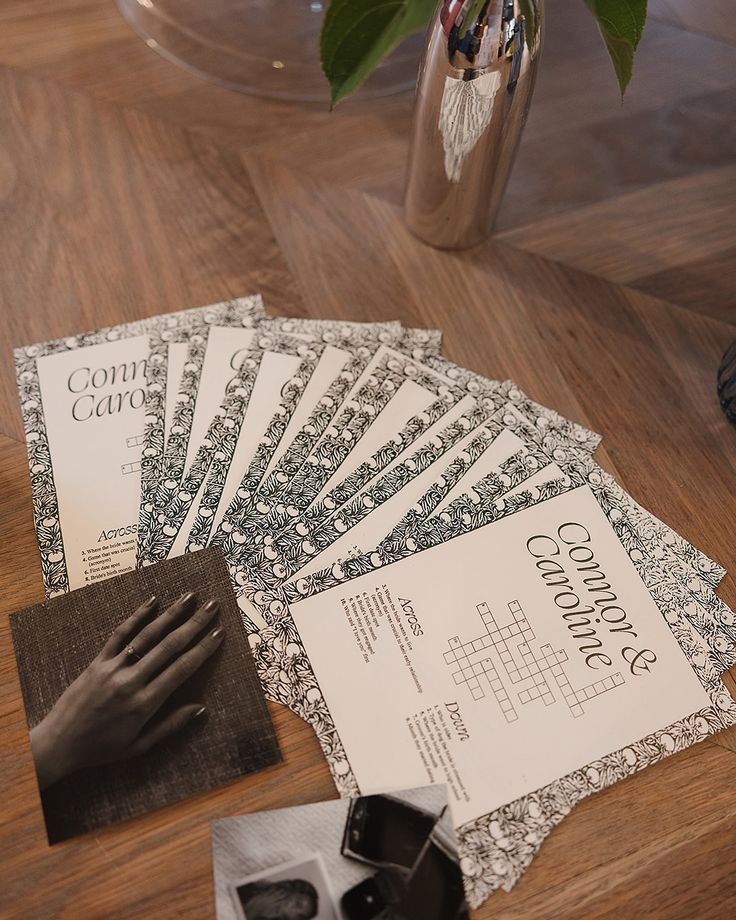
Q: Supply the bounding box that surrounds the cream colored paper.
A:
[290,485,710,826]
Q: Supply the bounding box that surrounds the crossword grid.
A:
[444,600,624,722]
[122,433,145,475]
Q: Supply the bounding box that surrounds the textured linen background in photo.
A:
[10,547,281,843]
[211,785,453,920]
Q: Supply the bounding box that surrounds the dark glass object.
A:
[341,870,406,920]
[341,795,437,870]
[397,838,470,920]
[718,340,736,424]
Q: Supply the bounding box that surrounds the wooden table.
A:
[1,1,735,917]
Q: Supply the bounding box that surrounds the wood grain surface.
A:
[0,1,735,917]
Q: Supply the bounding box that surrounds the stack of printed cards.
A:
[16,296,736,909]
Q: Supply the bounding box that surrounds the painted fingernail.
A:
[204,600,219,612]
[211,626,225,640]
[193,705,207,719]
[180,591,196,604]
[146,595,157,607]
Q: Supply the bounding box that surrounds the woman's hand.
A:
[29,592,225,790]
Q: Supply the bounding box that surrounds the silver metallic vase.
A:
[405,0,543,249]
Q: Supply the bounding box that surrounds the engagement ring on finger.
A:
[125,644,141,662]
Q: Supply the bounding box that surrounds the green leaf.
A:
[321,0,647,106]
[583,0,648,97]
[321,0,437,107]
[517,0,539,47]
[457,0,487,39]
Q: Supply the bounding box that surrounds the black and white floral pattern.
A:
[138,332,325,564]
[222,331,447,520]
[206,349,469,574]
[139,297,266,558]
[138,325,443,565]
[15,299,266,596]
[191,330,424,548]
[138,326,440,564]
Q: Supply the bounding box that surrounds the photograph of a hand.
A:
[29,591,225,790]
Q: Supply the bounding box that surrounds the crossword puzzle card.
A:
[288,483,712,821]
[282,480,736,905]
[14,298,265,596]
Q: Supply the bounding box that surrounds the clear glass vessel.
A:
[115,0,421,102]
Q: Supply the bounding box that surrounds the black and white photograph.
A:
[10,547,281,843]
[212,786,470,920]
[231,854,339,920]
